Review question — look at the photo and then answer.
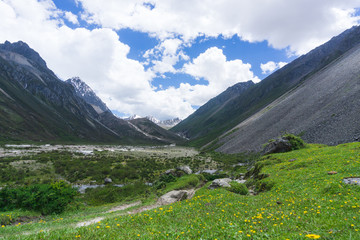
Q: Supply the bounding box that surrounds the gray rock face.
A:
[217,37,360,153]
[66,77,110,114]
[211,26,360,154]
[343,177,360,185]
[262,138,293,155]
[208,178,232,189]
[157,190,195,205]
[104,177,112,184]
[234,179,246,184]
[195,169,218,175]
[177,165,192,174]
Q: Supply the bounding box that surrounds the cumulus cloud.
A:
[182,47,260,105]
[78,0,360,55]
[0,0,259,119]
[144,38,189,75]
[64,11,79,25]
[1,0,359,120]
[260,61,288,74]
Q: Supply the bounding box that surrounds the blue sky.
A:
[1,0,359,119]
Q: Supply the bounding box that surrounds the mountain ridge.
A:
[172,25,360,148]
[0,41,181,145]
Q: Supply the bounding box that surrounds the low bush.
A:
[84,182,150,206]
[159,174,205,194]
[228,181,248,195]
[202,172,228,181]
[0,181,77,215]
[255,179,275,192]
[283,133,306,150]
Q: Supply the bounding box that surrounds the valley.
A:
[0,141,359,239]
[0,8,359,240]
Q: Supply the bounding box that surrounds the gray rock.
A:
[343,177,360,185]
[208,178,232,189]
[177,165,192,174]
[164,169,176,175]
[234,179,246,184]
[104,177,112,184]
[157,189,195,205]
[195,169,218,175]
[262,138,293,155]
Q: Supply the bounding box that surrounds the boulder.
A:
[104,177,112,184]
[208,178,232,189]
[262,138,293,155]
[157,189,195,205]
[177,165,192,175]
[343,177,360,185]
[164,169,176,175]
[234,179,246,184]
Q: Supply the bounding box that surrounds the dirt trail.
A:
[76,201,142,228]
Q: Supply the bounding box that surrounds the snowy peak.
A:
[156,117,182,129]
[66,77,109,114]
[124,115,181,129]
[124,114,143,121]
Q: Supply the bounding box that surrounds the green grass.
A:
[1,142,360,239]
[158,174,205,194]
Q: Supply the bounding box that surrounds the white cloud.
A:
[1,0,360,120]
[78,0,360,55]
[64,11,79,25]
[260,61,288,74]
[144,38,188,74]
[182,47,260,105]
[0,0,259,120]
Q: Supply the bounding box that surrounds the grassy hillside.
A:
[1,142,359,239]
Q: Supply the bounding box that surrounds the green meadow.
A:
[1,142,359,239]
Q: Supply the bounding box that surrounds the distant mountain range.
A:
[0,41,183,144]
[172,25,360,152]
[124,114,181,129]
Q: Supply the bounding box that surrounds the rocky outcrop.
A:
[208,178,232,189]
[157,189,195,205]
[177,165,192,175]
[104,177,112,184]
[262,138,293,155]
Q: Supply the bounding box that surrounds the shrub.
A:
[255,179,275,192]
[283,133,306,150]
[202,172,228,181]
[84,182,150,206]
[159,174,205,194]
[0,181,77,215]
[228,181,248,195]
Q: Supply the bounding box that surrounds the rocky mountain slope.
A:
[173,25,360,148]
[0,41,180,144]
[217,39,360,153]
[171,80,255,142]
[66,77,109,114]
[67,77,183,144]
[129,118,185,143]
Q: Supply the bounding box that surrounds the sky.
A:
[0,0,359,120]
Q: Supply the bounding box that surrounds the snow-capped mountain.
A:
[66,77,109,114]
[155,117,182,129]
[123,115,181,129]
[123,114,143,121]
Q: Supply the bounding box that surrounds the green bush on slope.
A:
[0,181,77,215]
